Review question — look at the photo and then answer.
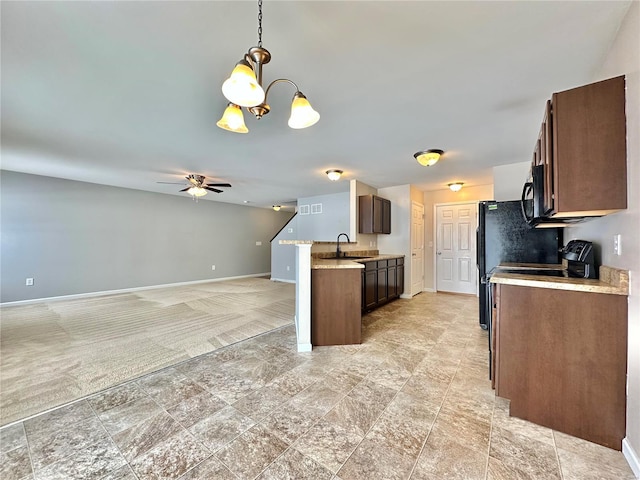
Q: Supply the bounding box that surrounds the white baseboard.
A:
[297,343,312,353]
[270,277,296,284]
[423,287,436,293]
[400,294,413,299]
[623,438,640,478]
[1,273,271,307]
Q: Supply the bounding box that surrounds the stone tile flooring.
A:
[0,292,635,479]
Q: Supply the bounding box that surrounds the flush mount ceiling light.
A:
[216,0,320,134]
[326,169,343,181]
[448,182,464,192]
[414,149,444,167]
[272,205,281,211]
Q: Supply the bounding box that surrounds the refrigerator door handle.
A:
[521,181,534,225]
[476,226,480,269]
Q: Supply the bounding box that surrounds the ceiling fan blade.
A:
[206,183,232,188]
[204,187,223,193]
[179,187,191,192]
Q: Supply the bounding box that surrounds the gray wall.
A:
[297,192,350,242]
[270,215,298,283]
[1,171,291,302]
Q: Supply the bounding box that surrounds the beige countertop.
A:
[312,254,404,270]
[490,265,629,296]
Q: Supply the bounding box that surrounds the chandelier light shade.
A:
[272,205,281,211]
[216,103,249,133]
[288,92,320,129]
[414,149,444,167]
[221,60,265,107]
[217,0,319,133]
[326,169,343,181]
[448,182,464,192]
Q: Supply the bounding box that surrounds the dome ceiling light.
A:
[326,169,343,181]
[217,0,319,134]
[414,149,444,167]
[448,182,464,192]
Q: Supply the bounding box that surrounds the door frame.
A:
[432,201,479,296]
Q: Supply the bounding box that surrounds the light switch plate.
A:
[613,234,622,255]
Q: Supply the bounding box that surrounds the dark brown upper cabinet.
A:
[359,194,391,234]
[545,75,627,218]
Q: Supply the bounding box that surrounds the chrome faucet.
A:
[336,233,350,258]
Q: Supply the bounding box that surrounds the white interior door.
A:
[411,202,424,295]
[436,203,477,294]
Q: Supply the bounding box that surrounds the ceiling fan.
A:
[157,174,232,197]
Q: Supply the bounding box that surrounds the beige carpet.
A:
[0,277,295,426]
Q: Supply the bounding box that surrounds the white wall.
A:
[377,184,412,295]
[568,2,639,470]
[493,162,530,201]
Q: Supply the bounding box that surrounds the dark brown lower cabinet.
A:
[361,257,404,312]
[312,268,361,346]
[494,283,627,450]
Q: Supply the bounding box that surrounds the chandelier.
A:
[217,0,320,133]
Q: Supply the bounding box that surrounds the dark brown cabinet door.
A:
[372,196,384,233]
[397,262,404,296]
[359,195,391,234]
[377,263,388,304]
[364,269,377,310]
[387,264,397,297]
[495,284,627,450]
[550,75,626,216]
[381,198,391,234]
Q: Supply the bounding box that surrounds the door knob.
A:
[437,251,442,255]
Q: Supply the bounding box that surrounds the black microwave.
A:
[521,165,585,228]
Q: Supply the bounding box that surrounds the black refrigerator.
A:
[477,200,563,329]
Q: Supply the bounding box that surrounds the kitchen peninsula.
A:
[281,240,404,350]
[312,253,404,346]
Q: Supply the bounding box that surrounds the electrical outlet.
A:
[211,265,216,270]
[26,278,34,286]
[287,228,293,233]
[613,234,622,255]
[286,266,290,271]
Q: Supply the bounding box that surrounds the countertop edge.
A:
[312,254,404,270]
[490,265,629,296]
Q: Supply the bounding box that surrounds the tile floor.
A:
[0,292,635,479]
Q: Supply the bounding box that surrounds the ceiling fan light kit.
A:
[414,149,444,167]
[217,0,319,133]
[159,174,232,200]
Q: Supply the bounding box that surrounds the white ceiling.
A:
[1,1,632,209]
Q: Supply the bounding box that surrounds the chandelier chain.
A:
[257,0,263,47]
